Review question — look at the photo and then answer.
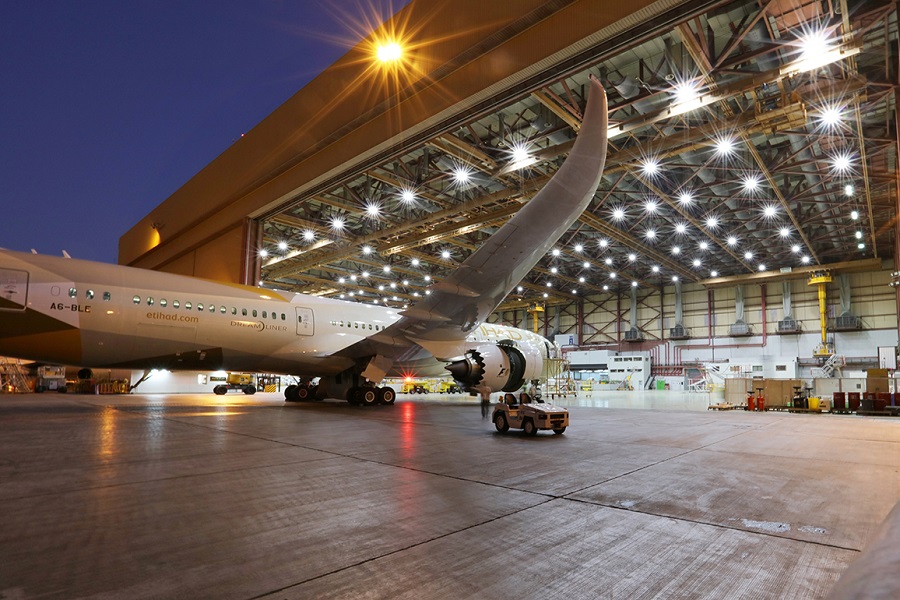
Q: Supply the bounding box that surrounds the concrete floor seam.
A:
[244,496,559,600]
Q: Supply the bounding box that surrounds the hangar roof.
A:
[127,0,899,311]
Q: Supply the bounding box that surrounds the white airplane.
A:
[0,78,608,404]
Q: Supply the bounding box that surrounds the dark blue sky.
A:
[1,1,405,263]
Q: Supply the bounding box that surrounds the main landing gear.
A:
[284,383,396,406]
[347,385,396,406]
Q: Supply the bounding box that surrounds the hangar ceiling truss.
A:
[257,0,897,317]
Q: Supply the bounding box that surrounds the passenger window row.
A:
[328,320,384,331]
[66,287,291,322]
[132,295,288,320]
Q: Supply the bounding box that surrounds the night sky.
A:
[2,1,406,263]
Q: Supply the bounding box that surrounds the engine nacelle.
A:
[445,341,543,392]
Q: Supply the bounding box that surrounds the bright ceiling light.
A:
[743,175,761,192]
[598,239,609,248]
[758,264,767,271]
[699,242,709,250]
[763,205,777,218]
[609,272,617,279]
[579,276,586,283]
[641,159,660,176]
[744,251,753,259]
[424,275,431,281]
[278,241,288,251]
[612,207,625,220]
[791,244,801,253]
[441,249,451,259]
[727,236,737,246]
[644,199,658,214]
[631,281,638,287]
[362,245,373,255]
[850,209,859,220]
[705,216,719,229]
[451,166,472,184]
[330,217,345,231]
[831,152,852,173]
[604,257,613,265]
[583,261,590,268]
[552,248,561,256]
[411,258,420,267]
[259,249,269,258]
[376,42,402,63]
[550,267,558,274]
[855,230,863,239]
[338,277,346,284]
[645,229,656,240]
[383,265,391,273]
[846,185,855,197]
[517,286,524,292]
[673,81,699,104]
[603,285,609,291]
[675,223,686,234]
[303,230,315,241]
[801,256,810,264]
[400,188,415,203]
[710,270,718,277]
[365,202,381,217]
[800,30,831,60]
[679,192,694,205]
[652,265,660,273]
[672,276,679,282]
[779,227,790,237]
[858,242,865,249]
[361,271,370,278]
[574,244,583,253]
[714,137,735,156]
[671,246,681,255]
[692,259,701,267]
[628,253,637,261]
[818,104,843,128]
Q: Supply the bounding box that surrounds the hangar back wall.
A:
[118,0,676,282]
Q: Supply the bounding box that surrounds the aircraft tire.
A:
[378,386,396,405]
[296,385,311,401]
[284,385,300,402]
[347,386,360,404]
[243,385,257,395]
[359,387,378,406]
[213,385,227,396]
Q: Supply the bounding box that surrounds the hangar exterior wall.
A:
[118,0,667,281]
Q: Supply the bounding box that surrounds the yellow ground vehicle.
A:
[213,373,257,395]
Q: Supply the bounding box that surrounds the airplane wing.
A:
[346,78,608,375]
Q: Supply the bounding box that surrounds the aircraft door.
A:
[295,307,314,336]
[0,268,28,311]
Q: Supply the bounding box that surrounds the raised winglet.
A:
[399,78,608,341]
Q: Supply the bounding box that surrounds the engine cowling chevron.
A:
[445,342,542,392]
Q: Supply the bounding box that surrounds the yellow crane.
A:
[807,270,833,356]
[527,303,544,333]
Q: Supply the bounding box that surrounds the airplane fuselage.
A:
[0,250,551,380]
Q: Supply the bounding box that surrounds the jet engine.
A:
[445,341,543,392]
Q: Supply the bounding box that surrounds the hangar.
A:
[120,0,899,385]
[3,2,900,598]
